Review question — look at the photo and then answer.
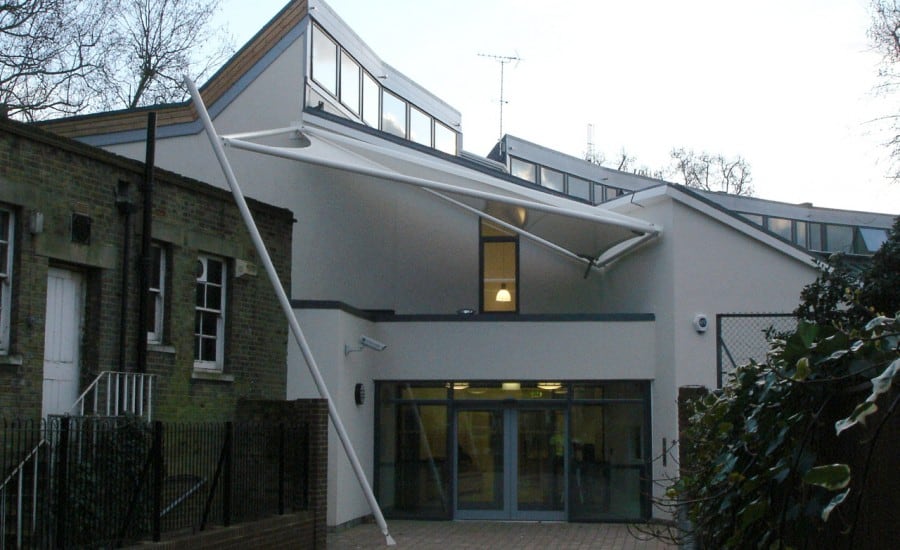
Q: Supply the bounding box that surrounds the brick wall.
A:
[235,399,328,549]
[0,117,293,422]
[129,511,318,550]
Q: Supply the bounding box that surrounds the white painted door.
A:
[42,268,84,417]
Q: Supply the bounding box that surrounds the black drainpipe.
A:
[137,112,156,373]
[116,180,134,370]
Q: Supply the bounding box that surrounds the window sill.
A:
[0,354,23,367]
[148,344,176,354]
[191,369,234,383]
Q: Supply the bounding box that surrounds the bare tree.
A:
[870,1,900,178]
[97,0,232,110]
[669,147,753,196]
[0,0,110,119]
[1,0,232,119]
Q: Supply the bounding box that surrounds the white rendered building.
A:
[41,0,894,527]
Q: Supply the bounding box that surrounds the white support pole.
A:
[184,77,396,546]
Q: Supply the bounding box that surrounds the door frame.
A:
[453,402,567,521]
[42,266,86,418]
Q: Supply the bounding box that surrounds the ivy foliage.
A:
[673,218,899,549]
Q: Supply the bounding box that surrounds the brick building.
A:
[0,116,293,422]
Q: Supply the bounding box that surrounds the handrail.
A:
[0,439,49,549]
[68,371,157,421]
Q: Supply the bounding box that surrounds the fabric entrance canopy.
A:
[221,121,661,272]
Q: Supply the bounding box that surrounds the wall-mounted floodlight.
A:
[345,335,388,355]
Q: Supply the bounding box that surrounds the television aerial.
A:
[478,52,522,139]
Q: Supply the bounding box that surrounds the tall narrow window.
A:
[434,121,457,155]
[311,25,338,96]
[0,207,13,353]
[362,71,380,127]
[480,220,518,313]
[540,167,565,193]
[339,50,361,114]
[382,90,407,138]
[195,255,226,370]
[409,105,431,146]
[510,157,536,183]
[147,243,166,344]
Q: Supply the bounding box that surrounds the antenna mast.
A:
[478,53,521,139]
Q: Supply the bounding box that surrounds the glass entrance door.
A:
[455,407,565,520]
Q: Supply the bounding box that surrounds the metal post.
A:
[278,423,285,515]
[223,421,232,527]
[152,421,162,542]
[184,76,395,546]
[55,417,70,549]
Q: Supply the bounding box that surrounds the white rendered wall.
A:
[287,307,656,526]
[596,193,820,509]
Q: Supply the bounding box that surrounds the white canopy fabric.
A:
[221,122,661,273]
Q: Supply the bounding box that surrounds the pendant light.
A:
[496,283,511,302]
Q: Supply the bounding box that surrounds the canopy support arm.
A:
[184,77,396,546]
[423,188,611,274]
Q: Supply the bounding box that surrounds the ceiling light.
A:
[496,283,511,302]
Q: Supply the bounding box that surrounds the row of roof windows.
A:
[509,156,629,204]
[740,213,888,255]
[310,24,458,155]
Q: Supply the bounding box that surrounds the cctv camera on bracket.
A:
[360,336,387,351]
[345,335,388,355]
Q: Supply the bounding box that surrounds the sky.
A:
[219,0,900,215]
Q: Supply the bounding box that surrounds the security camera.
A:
[693,314,709,334]
[360,336,387,352]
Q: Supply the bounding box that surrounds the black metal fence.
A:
[0,417,310,549]
[716,313,797,388]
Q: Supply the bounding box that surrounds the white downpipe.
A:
[184,77,396,546]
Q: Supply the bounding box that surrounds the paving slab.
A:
[327,520,679,549]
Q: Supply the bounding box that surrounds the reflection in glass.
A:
[540,167,565,192]
[311,26,337,95]
[382,90,406,138]
[809,222,823,251]
[794,221,807,247]
[362,72,379,127]
[510,158,535,182]
[858,227,888,253]
[767,217,792,241]
[409,105,431,146]
[434,121,457,155]
[826,224,853,253]
[517,409,565,511]
[378,402,449,516]
[568,176,591,201]
[457,410,504,510]
[569,402,646,520]
[741,213,763,226]
[339,51,360,114]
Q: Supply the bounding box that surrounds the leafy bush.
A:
[673,218,899,548]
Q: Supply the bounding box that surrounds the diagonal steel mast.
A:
[184,76,395,546]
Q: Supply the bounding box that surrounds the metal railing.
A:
[0,439,48,550]
[69,371,157,421]
[0,418,311,548]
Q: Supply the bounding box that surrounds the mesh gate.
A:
[716,313,797,388]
